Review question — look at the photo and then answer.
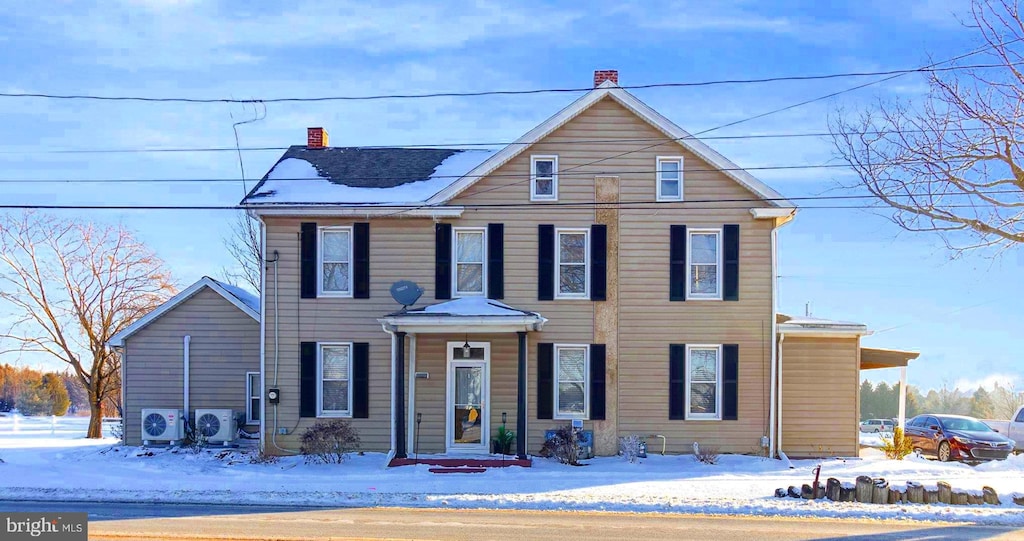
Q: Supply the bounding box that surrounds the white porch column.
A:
[898,366,907,431]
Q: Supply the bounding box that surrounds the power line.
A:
[0,193,1017,211]
[0,127,998,155]
[0,159,1012,184]
[0,63,1015,104]
[446,38,1022,205]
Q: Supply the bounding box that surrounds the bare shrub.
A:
[881,428,914,460]
[300,420,361,464]
[540,425,584,466]
[620,435,644,463]
[693,442,720,465]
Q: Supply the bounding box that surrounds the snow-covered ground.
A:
[2,414,1023,525]
[859,431,890,449]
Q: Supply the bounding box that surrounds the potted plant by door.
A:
[492,426,515,455]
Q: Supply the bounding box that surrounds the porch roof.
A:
[861,347,921,370]
[378,297,547,334]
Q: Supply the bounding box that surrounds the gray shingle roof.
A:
[244,146,469,203]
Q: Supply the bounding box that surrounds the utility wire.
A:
[445,37,1024,205]
[0,202,1003,211]
[0,63,1015,104]
[0,127,999,155]
[0,159,1012,184]
[0,192,1017,210]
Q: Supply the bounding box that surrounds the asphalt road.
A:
[0,500,1020,540]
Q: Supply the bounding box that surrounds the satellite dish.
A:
[390,280,423,309]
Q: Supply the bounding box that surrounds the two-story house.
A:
[239,70,919,464]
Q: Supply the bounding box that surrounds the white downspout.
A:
[777,333,785,458]
[408,334,417,457]
[183,335,191,421]
[258,217,267,454]
[768,225,779,459]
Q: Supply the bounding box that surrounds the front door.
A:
[446,342,490,453]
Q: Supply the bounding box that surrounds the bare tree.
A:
[222,212,261,293]
[0,212,174,437]
[832,0,1024,256]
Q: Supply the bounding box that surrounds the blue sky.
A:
[0,0,1019,392]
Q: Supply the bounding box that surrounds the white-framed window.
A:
[687,229,721,300]
[246,371,260,424]
[656,156,684,201]
[555,345,589,419]
[530,155,558,201]
[686,345,722,420]
[555,228,589,299]
[453,227,486,296]
[317,342,352,417]
[318,226,353,297]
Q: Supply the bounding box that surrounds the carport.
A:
[861,347,921,431]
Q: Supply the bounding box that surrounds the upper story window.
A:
[318,342,352,417]
[319,226,353,296]
[657,156,683,201]
[688,229,721,300]
[531,155,558,201]
[686,345,722,420]
[453,228,486,296]
[555,345,589,419]
[556,228,589,299]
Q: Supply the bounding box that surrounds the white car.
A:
[983,405,1024,453]
[859,419,895,433]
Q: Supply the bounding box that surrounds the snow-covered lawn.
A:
[2,415,1023,525]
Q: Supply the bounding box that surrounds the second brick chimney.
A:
[307,127,329,148]
[594,70,618,87]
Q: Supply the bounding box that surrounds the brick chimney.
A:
[594,70,618,87]
[307,127,329,148]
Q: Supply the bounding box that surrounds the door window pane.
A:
[453,365,483,444]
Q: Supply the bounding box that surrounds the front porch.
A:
[379,297,547,467]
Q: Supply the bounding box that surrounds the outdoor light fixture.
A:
[462,335,472,358]
[502,412,507,426]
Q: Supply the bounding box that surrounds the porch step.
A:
[428,467,487,474]
[389,457,532,468]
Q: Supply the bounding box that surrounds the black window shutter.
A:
[435,223,452,300]
[590,224,607,301]
[537,343,554,419]
[723,224,740,302]
[352,342,370,418]
[669,344,686,420]
[300,342,317,417]
[722,344,739,420]
[589,344,606,420]
[353,223,370,299]
[669,225,687,301]
[487,223,504,300]
[538,225,555,301]
[300,222,317,299]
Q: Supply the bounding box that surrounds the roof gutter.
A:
[245,205,464,219]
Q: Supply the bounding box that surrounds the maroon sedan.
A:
[905,414,1015,462]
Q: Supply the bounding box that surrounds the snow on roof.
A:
[780,315,865,327]
[404,297,537,317]
[209,278,260,313]
[242,148,497,205]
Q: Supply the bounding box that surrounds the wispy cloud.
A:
[18,1,583,69]
[619,0,861,45]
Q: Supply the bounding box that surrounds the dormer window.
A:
[531,155,558,201]
[657,156,684,201]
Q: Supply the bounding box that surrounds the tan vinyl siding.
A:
[264,95,778,456]
[123,287,260,446]
[780,337,860,458]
